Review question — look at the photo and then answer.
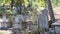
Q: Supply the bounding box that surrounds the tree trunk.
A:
[46,0,55,23]
[19,0,23,14]
[11,0,14,10]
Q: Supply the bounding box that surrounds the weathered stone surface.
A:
[38,9,49,34]
[12,15,24,29]
[1,16,9,29]
[52,22,60,34]
[38,9,49,29]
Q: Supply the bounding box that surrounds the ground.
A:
[0,30,13,34]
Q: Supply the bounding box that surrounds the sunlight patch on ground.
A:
[0,30,13,34]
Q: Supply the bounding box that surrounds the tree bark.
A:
[11,0,14,10]
[19,0,23,14]
[46,0,55,23]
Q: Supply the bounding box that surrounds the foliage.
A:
[51,0,60,7]
[0,6,5,14]
[0,0,60,15]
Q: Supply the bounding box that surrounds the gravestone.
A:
[3,15,7,22]
[52,22,60,34]
[38,9,49,34]
[12,15,24,34]
[12,15,24,29]
[1,15,8,29]
[38,9,49,29]
[15,17,19,23]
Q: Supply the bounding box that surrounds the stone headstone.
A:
[3,16,7,22]
[38,9,49,34]
[15,17,19,23]
[1,16,8,29]
[18,15,24,23]
[38,9,49,29]
[12,15,24,29]
[52,23,60,34]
